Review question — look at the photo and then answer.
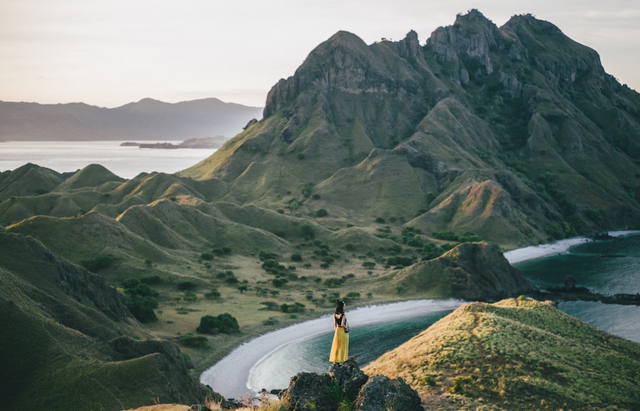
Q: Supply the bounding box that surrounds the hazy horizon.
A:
[1,0,639,108]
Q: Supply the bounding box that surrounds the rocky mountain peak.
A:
[399,30,421,58]
[427,9,504,77]
[264,30,396,118]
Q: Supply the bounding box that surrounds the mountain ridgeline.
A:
[0,97,263,141]
[181,10,640,248]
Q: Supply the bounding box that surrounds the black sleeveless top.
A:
[334,313,346,327]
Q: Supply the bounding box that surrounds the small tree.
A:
[177,281,197,291]
[315,209,328,217]
[300,224,315,239]
[238,285,248,294]
[291,253,303,262]
[362,261,376,269]
[205,289,221,299]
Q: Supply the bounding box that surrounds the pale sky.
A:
[1,0,639,108]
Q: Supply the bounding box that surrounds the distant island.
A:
[0,98,262,141]
[120,136,230,149]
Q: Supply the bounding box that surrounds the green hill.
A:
[380,242,536,300]
[0,230,215,411]
[0,163,66,201]
[180,10,640,249]
[364,298,640,410]
[56,164,126,191]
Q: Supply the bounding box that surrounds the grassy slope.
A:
[364,298,640,410]
[0,231,214,411]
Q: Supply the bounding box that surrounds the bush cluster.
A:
[280,302,305,313]
[81,254,116,272]
[196,313,239,334]
[121,277,159,323]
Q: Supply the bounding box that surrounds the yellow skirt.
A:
[329,327,349,363]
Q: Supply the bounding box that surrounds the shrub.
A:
[316,208,328,217]
[196,313,239,334]
[280,302,305,313]
[225,276,239,285]
[81,254,116,272]
[291,253,303,262]
[126,295,158,323]
[345,243,355,251]
[126,283,158,298]
[177,281,197,291]
[183,291,198,302]
[122,278,141,289]
[177,336,208,348]
[277,208,285,214]
[140,275,162,285]
[272,278,289,287]
[346,292,360,299]
[201,252,214,261]
[375,217,386,224]
[300,224,315,239]
[259,251,279,261]
[324,278,344,288]
[144,259,153,267]
[205,289,221,299]
[312,194,321,200]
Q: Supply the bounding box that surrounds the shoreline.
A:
[200,298,464,399]
[504,230,640,265]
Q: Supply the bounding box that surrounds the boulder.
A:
[353,375,423,411]
[279,372,335,411]
[328,358,369,400]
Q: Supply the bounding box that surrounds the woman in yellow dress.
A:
[329,300,350,364]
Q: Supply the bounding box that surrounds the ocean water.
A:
[0,141,215,179]
[516,233,640,343]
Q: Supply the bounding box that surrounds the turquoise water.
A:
[516,234,640,295]
[516,234,640,343]
[248,310,451,392]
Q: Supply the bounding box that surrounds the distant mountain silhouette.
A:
[0,98,262,141]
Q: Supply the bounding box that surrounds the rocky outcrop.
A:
[279,372,336,411]
[391,242,537,301]
[328,359,369,400]
[354,375,423,411]
[279,360,422,411]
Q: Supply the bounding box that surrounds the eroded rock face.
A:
[353,375,423,411]
[328,358,369,400]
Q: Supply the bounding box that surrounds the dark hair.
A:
[335,300,345,315]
